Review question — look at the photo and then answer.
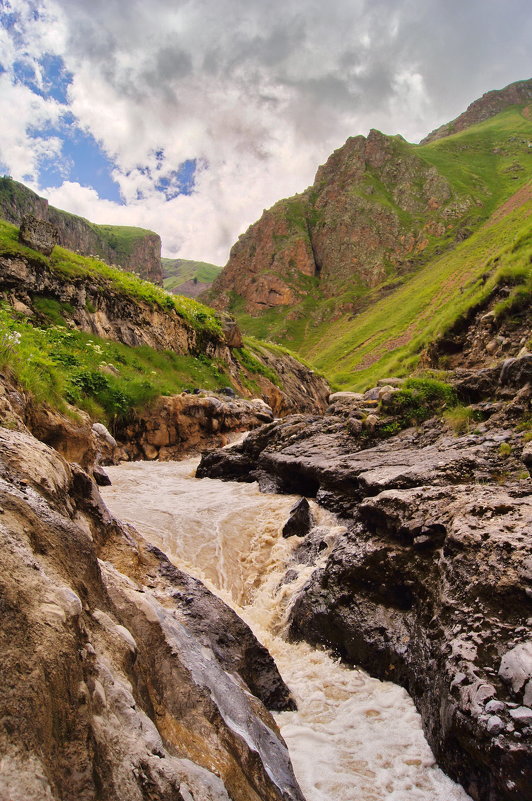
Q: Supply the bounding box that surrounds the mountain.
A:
[205,79,532,389]
[421,77,532,143]
[161,256,222,297]
[0,176,163,284]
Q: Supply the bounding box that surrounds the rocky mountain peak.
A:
[207,125,466,314]
[421,77,532,144]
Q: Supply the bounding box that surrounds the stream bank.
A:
[102,457,472,801]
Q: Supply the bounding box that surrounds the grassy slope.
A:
[92,223,157,259]
[233,106,532,389]
[309,203,531,389]
[162,258,222,291]
[0,220,290,423]
[0,218,222,337]
[0,176,159,261]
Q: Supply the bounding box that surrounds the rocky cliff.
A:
[0,177,163,284]
[0,416,305,801]
[0,250,329,412]
[421,78,532,144]
[208,128,470,313]
[205,79,531,358]
[197,295,532,801]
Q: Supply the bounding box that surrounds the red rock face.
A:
[208,129,467,313]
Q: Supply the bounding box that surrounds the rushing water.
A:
[102,457,471,801]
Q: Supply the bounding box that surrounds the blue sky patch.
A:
[36,124,124,204]
[156,159,197,199]
[12,53,72,104]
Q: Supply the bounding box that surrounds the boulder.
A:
[328,391,365,403]
[93,464,112,486]
[220,314,244,348]
[282,497,313,538]
[18,214,59,256]
[377,377,405,387]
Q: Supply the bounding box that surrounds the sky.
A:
[0,0,530,264]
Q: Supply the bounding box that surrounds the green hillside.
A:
[93,223,157,259]
[229,105,532,389]
[162,257,222,291]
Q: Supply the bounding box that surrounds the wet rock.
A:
[93,464,112,486]
[18,214,59,256]
[0,426,304,801]
[198,409,532,801]
[282,498,313,538]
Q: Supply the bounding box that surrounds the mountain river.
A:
[102,454,472,801]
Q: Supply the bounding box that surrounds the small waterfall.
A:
[102,457,471,801]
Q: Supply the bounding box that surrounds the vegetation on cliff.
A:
[161,257,222,291]
[0,217,223,337]
[0,218,330,424]
[207,93,531,391]
[0,302,233,423]
[0,176,163,283]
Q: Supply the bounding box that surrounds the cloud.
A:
[1,0,531,263]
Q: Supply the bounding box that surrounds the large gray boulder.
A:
[18,214,59,256]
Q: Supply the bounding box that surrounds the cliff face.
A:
[206,80,531,325]
[0,177,163,284]
[0,421,304,801]
[207,129,471,314]
[421,78,532,144]
[0,249,330,420]
[197,309,532,801]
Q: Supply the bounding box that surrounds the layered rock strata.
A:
[197,360,532,801]
[0,252,330,419]
[0,425,304,801]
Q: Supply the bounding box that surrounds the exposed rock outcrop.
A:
[0,251,330,420]
[117,393,276,461]
[421,78,532,144]
[0,177,163,283]
[207,128,469,313]
[197,358,532,801]
[18,214,59,256]
[0,425,304,801]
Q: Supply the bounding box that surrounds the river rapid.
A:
[102,456,472,801]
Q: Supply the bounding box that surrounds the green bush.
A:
[387,377,456,426]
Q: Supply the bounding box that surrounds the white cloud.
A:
[1,0,531,263]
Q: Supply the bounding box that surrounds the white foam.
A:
[103,459,471,801]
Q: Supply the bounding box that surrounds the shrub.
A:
[387,377,456,427]
[444,404,477,435]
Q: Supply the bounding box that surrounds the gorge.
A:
[0,77,531,801]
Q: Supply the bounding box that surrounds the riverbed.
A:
[102,457,471,801]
